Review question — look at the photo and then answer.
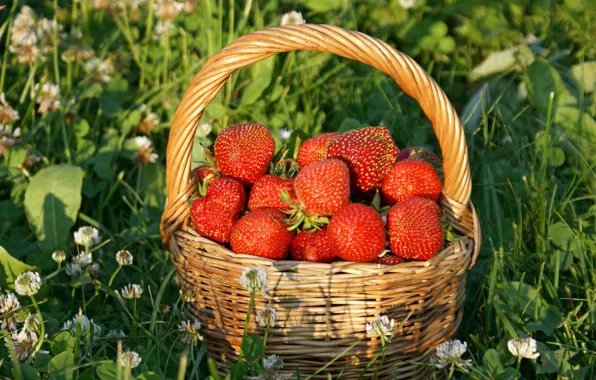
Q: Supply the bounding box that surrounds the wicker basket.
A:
[160,24,481,379]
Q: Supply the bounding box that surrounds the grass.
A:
[0,0,595,379]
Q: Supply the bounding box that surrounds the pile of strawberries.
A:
[190,123,446,265]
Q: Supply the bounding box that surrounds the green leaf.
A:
[549,222,580,253]
[122,110,141,136]
[482,349,503,374]
[141,163,166,208]
[0,246,36,290]
[19,364,40,380]
[470,45,534,81]
[33,353,52,371]
[240,335,264,362]
[99,78,129,116]
[240,59,274,106]
[302,0,342,12]
[72,119,90,138]
[138,372,162,380]
[96,362,119,380]
[48,351,75,380]
[338,117,363,132]
[24,165,83,253]
[79,83,103,100]
[547,147,565,167]
[50,331,74,356]
[462,83,491,132]
[526,60,576,114]
[571,61,596,93]
[549,250,574,271]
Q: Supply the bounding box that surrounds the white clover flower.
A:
[179,319,202,345]
[0,293,20,330]
[73,251,93,267]
[280,11,305,26]
[15,271,41,297]
[278,128,292,142]
[0,93,19,124]
[366,315,395,339]
[153,20,175,41]
[52,251,66,264]
[256,306,278,328]
[121,284,143,299]
[398,0,416,9]
[106,329,126,339]
[263,354,284,371]
[240,267,268,295]
[62,314,102,344]
[65,262,84,276]
[154,0,184,20]
[74,226,101,248]
[9,45,40,64]
[507,337,540,359]
[183,0,196,13]
[196,123,212,137]
[84,58,114,83]
[131,136,158,164]
[431,340,472,372]
[32,83,61,114]
[116,250,133,266]
[5,330,39,361]
[87,262,100,277]
[137,106,159,134]
[179,288,195,303]
[119,350,142,368]
[22,313,41,333]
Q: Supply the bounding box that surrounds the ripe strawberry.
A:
[381,158,443,205]
[387,196,443,261]
[214,124,275,185]
[192,165,219,186]
[397,146,441,165]
[230,207,293,260]
[371,254,405,265]
[290,229,335,263]
[206,177,246,215]
[327,204,386,263]
[189,197,237,243]
[293,158,350,217]
[297,132,339,168]
[248,175,295,212]
[327,126,398,193]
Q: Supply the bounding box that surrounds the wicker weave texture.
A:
[160,24,481,379]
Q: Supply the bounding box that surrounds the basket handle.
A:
[160,24,477,261]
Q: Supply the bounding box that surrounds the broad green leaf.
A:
[571,61,596,93]
[99,78,129,116]
[33,353,52,371]
[141,163,166,208]
[470,45,534,81]
[48,351,74,380]
[24,165,83,253]
[556,106,596,139]
[302,0,342,12]
[138,372,162,380]
[122,110,141,136]
[0,246,36,290]
[536,342,572,374]
[526,60,576,114]
[462,83,490,132]
[550,250,574,271]
[240,335,264,362]
[79,83,103,100]
[240,64,274,106]
[96,362,118,379]
[19,364,40,380]
[72,119,90,138]
[549,222,580,253]
[547,147,565,167]
[50,331,74,356]
[338,117,363,132]
[482,349,503,374]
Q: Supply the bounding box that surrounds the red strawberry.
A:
[327,204,386,263]
[290,229,335,263]
[230,207,293,260]
[293,158,350,217]
[189,197,237,243]
[381,158,443,205]
[327,127,398,193]
[297,132,339,168]
[371,254,405,265]
[192,164,219,186]
[206,177,246,215]
[387,197,443,261]
[397,147,441,165]
[248,175,295,212]
[214,124,275,185]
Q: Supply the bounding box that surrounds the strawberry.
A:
[248,175,295,212]
[214,124,275,185]
[381,158,443,205]
[192,164,219,186]
[230,207,293,260]
[189,197,237,243]
[290,229,335,263]
[327,203,386,263]
[327,126,398,193]
[371,254,405,265]
[293,158,350,217]
[396,146,441,165]
[297,132,339,168]
[387,196,443,261]
[206,177,246,215]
